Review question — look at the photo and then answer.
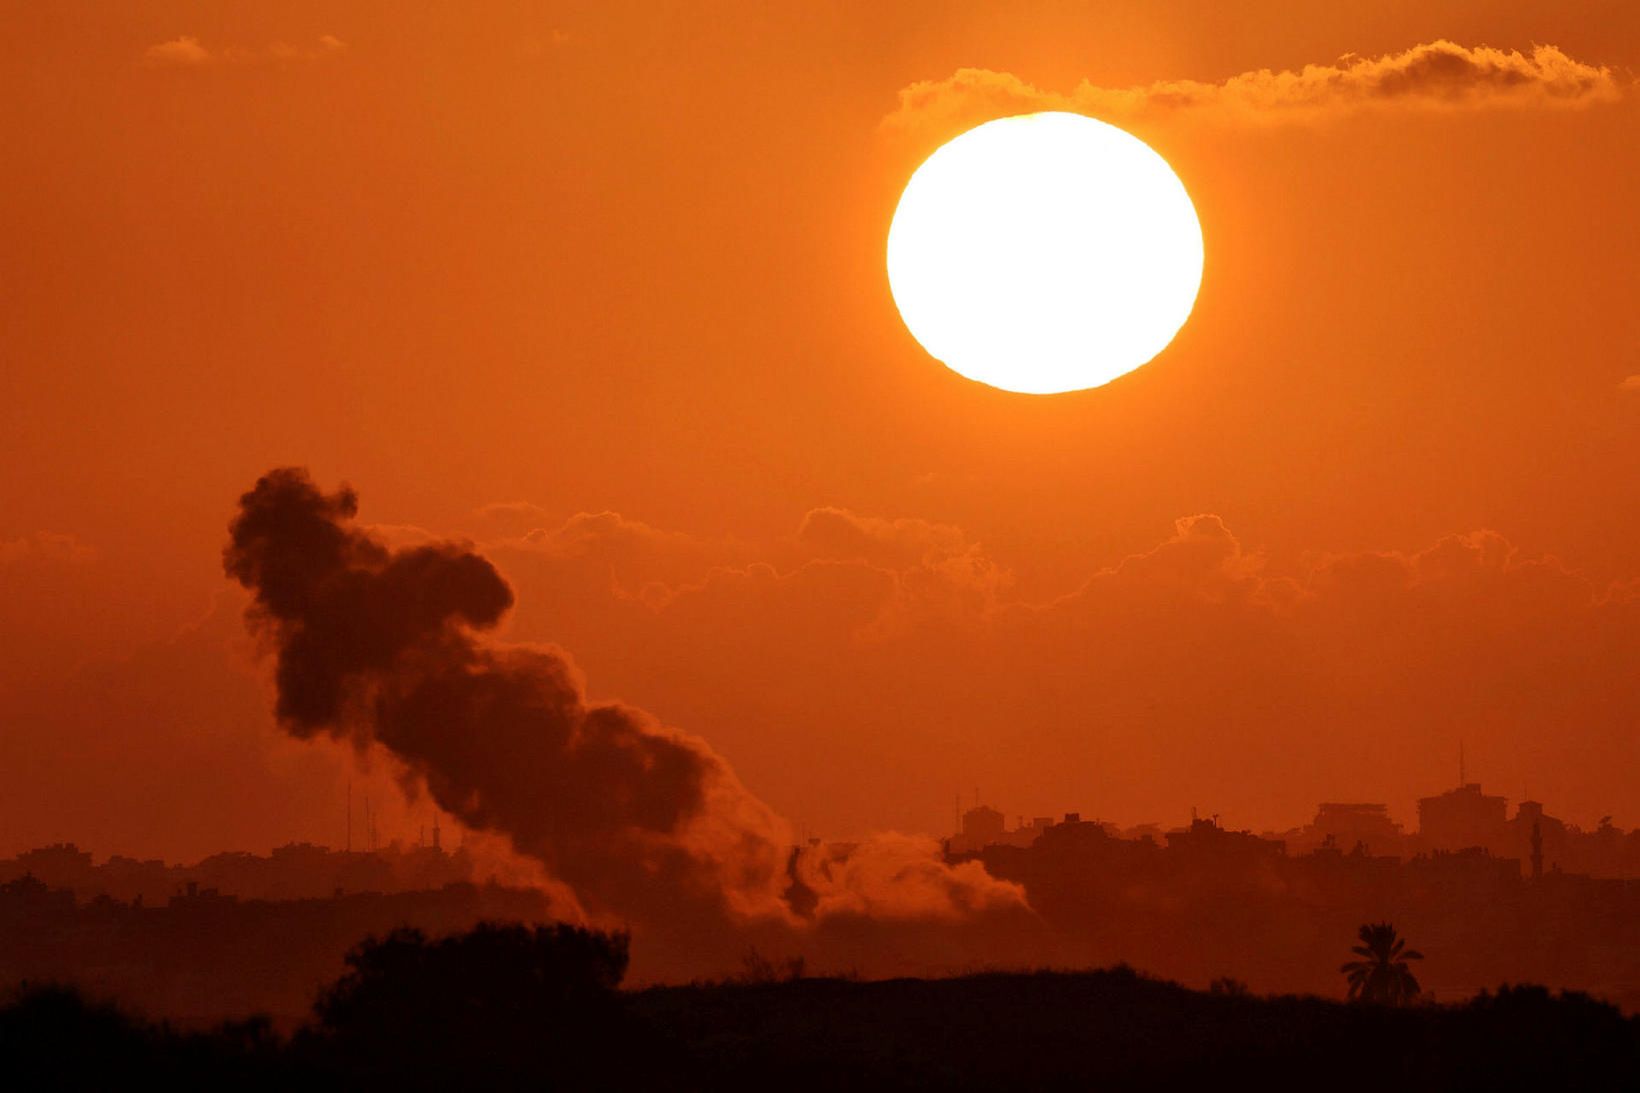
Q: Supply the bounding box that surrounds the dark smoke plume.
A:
[225,469,1026,964]
[225,468,794,924]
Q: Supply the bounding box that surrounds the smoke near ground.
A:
[224,468,1029,974]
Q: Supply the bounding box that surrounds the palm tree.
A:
[1341,922,1423,1004]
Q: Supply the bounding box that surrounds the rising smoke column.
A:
[224,468,795,925]
[225,468,1031,970]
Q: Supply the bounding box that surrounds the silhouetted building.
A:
[1407,846,1523,890]
[1311,803,1404,856]
[1417,783,1508,851]
[1165,817,1285,859]
[953,805,1004,852]
[0,840,474,905]
[946,805,1055,854]
[1274,803,1408,858]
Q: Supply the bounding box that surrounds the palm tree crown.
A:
[1340,922,1423,1004]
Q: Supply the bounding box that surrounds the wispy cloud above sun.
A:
[142,34,347,68]
[885,40,1620,137]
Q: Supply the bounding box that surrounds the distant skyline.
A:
[5,766,1629,866]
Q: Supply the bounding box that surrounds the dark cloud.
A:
[224,469,1026,971]
[224,469,789,927]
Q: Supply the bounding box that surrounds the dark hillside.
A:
[635,969,1637,1091]
[5,927,1635,1091]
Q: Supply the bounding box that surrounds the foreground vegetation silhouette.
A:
[301,923,670,1087]
[3,921,1635,1090]
[1342,922,1424,1004]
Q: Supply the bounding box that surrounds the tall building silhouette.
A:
[1417,782,1508,851]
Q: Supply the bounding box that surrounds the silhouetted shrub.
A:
[736,947,806,984]
[1433,984,1639,1089]
[0,982,296,1087]
[298,921,668,1087]
[1,983,155,1085]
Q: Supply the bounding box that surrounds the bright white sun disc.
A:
[887,112,1203,395]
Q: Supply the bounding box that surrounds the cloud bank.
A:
[885,41,1620,135]
[480,501,1640,839]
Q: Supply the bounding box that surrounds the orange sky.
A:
[3,2,1638,862]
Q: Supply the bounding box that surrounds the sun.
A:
[887,112,1204,395]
